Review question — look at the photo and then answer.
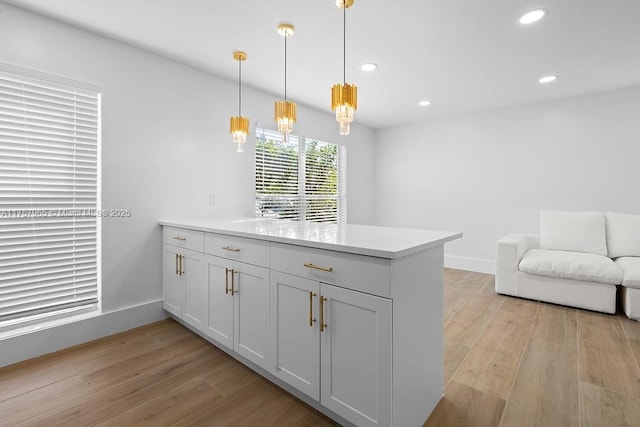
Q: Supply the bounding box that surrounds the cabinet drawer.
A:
[163,226,204,252]
[205,233,270,268]
[271,243,391,298]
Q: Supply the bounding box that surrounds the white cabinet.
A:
[320,284,391,427]
[233,261,270,369]
[181,248,206,329]
[162,227,206,331]
[270,242,392,297]
[270,271,391,427]
[204,236,271,371]
[205,255,234,349]
[270,271,320,400]
[161,220,459,426]
[162,245,183,317]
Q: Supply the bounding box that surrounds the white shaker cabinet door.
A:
[205,255,234,350]
[270,271,320,400]
[163,245,183,317]
[182,248,206,331]
[233,262,271,370]
[320,283,392,427]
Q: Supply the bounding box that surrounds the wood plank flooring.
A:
[1,269,640,426]
[427,269,640,427]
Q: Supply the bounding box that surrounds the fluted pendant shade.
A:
[331,83,357,135]
[275,100,297,138]
[275,24,296,142]
[230,116,249,152]
[331,0,357,136]
[230,51,248,152]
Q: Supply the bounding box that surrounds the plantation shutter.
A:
[0,65,100,325]
[255,128,345,224]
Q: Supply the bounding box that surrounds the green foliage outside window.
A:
[255,130,342,223]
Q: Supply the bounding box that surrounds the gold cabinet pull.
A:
[231,269,237,295]
[320,296,327,332]
[304,263,333,273]
[175,254,179,275]
[179,254,184,276]
[225,268,229,294]
[309,292,317,327]
[222,246,240,252]
[172,236,187,241]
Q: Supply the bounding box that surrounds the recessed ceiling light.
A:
[519,9,547,25]
[361,63,377,72]
[418,100,432,107]
[538,75,558,84]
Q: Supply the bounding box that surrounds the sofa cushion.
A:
[606,212,640,258]
[615,257,640,289]
[519,249,622,285]
[539,210,607,256]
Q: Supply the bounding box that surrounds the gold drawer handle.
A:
[320,296,327,332]
[309,292,316,327]
[172,236,186,241]
[304,263,333,273]
[231,270,237,295]
[222,246,240,252]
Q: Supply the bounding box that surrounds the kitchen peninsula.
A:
[160,218,461,426]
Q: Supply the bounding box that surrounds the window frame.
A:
[255,127,346,224]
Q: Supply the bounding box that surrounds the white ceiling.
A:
[5,0,640,129]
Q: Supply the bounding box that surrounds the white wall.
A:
[0,3,376,365]
[374,86,640,273]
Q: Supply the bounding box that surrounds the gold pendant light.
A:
[275,24,296,142]
[230,51,249,153]
[332,0,357,136]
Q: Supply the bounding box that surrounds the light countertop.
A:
[159,218,462,259]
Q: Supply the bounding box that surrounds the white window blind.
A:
[255,128,346,223]
[0,66,101,327]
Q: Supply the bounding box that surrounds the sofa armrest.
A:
[495,233,539,295]
[497,233,539,266]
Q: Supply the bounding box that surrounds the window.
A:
[0,64,101,331]
[255,128,346,224]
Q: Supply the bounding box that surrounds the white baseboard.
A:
[445,255,495,275]
[0,300,168,369]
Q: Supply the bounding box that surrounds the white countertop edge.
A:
[159,219,462,259]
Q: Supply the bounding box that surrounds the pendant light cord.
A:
[238,59,242,116]
[284,35,288,100]
[343,1,346,85]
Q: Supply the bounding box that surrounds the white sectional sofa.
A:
[496,210,640,319]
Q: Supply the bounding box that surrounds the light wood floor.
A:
[1,269,640,426]
[427,269,640,427]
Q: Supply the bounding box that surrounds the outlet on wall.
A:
[209,193,216,206]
